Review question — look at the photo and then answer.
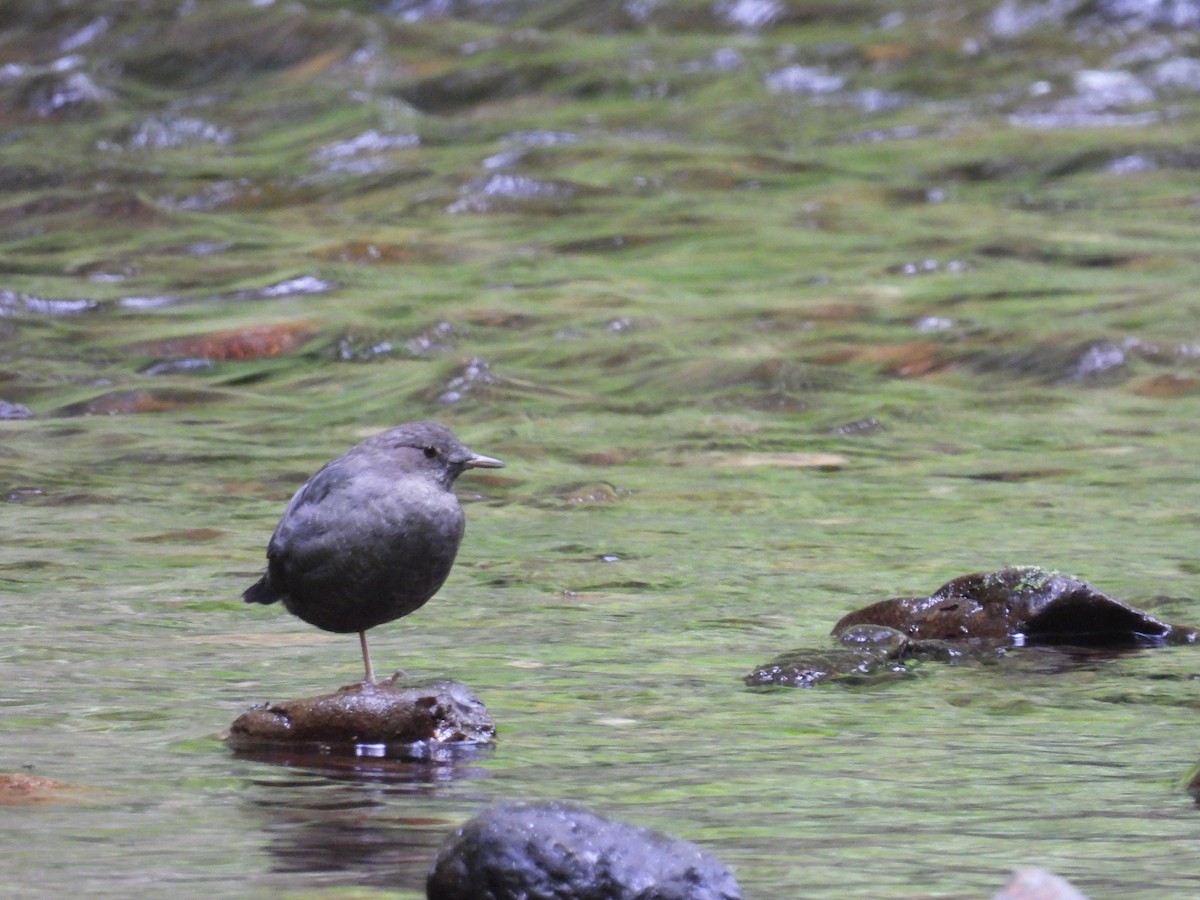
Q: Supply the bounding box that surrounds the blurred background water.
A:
[3,0,1200,896]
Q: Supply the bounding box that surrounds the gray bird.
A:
[243,421,504,682]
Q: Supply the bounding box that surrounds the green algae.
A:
[3,0,1200,897]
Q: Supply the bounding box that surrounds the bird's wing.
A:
[266,457,356,560]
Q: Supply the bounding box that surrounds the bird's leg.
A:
[359,630,376,684]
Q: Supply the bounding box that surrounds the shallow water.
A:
[4,1,1200,897]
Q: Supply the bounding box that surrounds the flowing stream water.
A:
[4,1,1200,897]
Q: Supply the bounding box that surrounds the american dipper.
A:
[243,421,504,682]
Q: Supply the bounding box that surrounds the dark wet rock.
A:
[1061,340,1129,381]
[9,69,110,119]
[970,339,1130,384]
[228,677,494,751]
[0,164,66,193]
[427,800,742,900]
[1184,761,1200,799]
[948,467,1073,482]
[397,62,571,115]
[0,191,168,233]
[745,624,969,687]
[0,400,33,420]
[977,239,1144,267]
[751,568,1197,688]
[552,233,664,254]
[120,8,369,88]
[746,626,919,688]
[994,867,1089,900]
[832,567,1197,648]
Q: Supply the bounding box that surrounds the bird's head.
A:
[377,421,504,488]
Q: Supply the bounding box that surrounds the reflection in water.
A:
[236,746,490,890]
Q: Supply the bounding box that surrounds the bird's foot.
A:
[382,669,409,685]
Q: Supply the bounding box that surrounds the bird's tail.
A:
[242,575,280,605]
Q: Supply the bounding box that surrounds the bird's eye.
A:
[423,446,438,459]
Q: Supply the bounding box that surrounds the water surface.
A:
[3,1,1200,896]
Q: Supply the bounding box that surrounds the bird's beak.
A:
[464,452,505,469]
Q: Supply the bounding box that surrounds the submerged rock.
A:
[14,70,110,119]
[832,567,1196,648]
[427,801,742,900]
[227,677,495,753]
[446,174,588,215]
[126,321,316,362]
[53,387,228,417]
[745,624,967,687]
[749,567,1196,687]
[971,339,1130,384]
[0,773,86,806]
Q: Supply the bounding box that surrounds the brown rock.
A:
[0,773,84,805]
[227,677,494,751]
[832,567,1197,648]
[53,387,228,416]
[127,321,315,361]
